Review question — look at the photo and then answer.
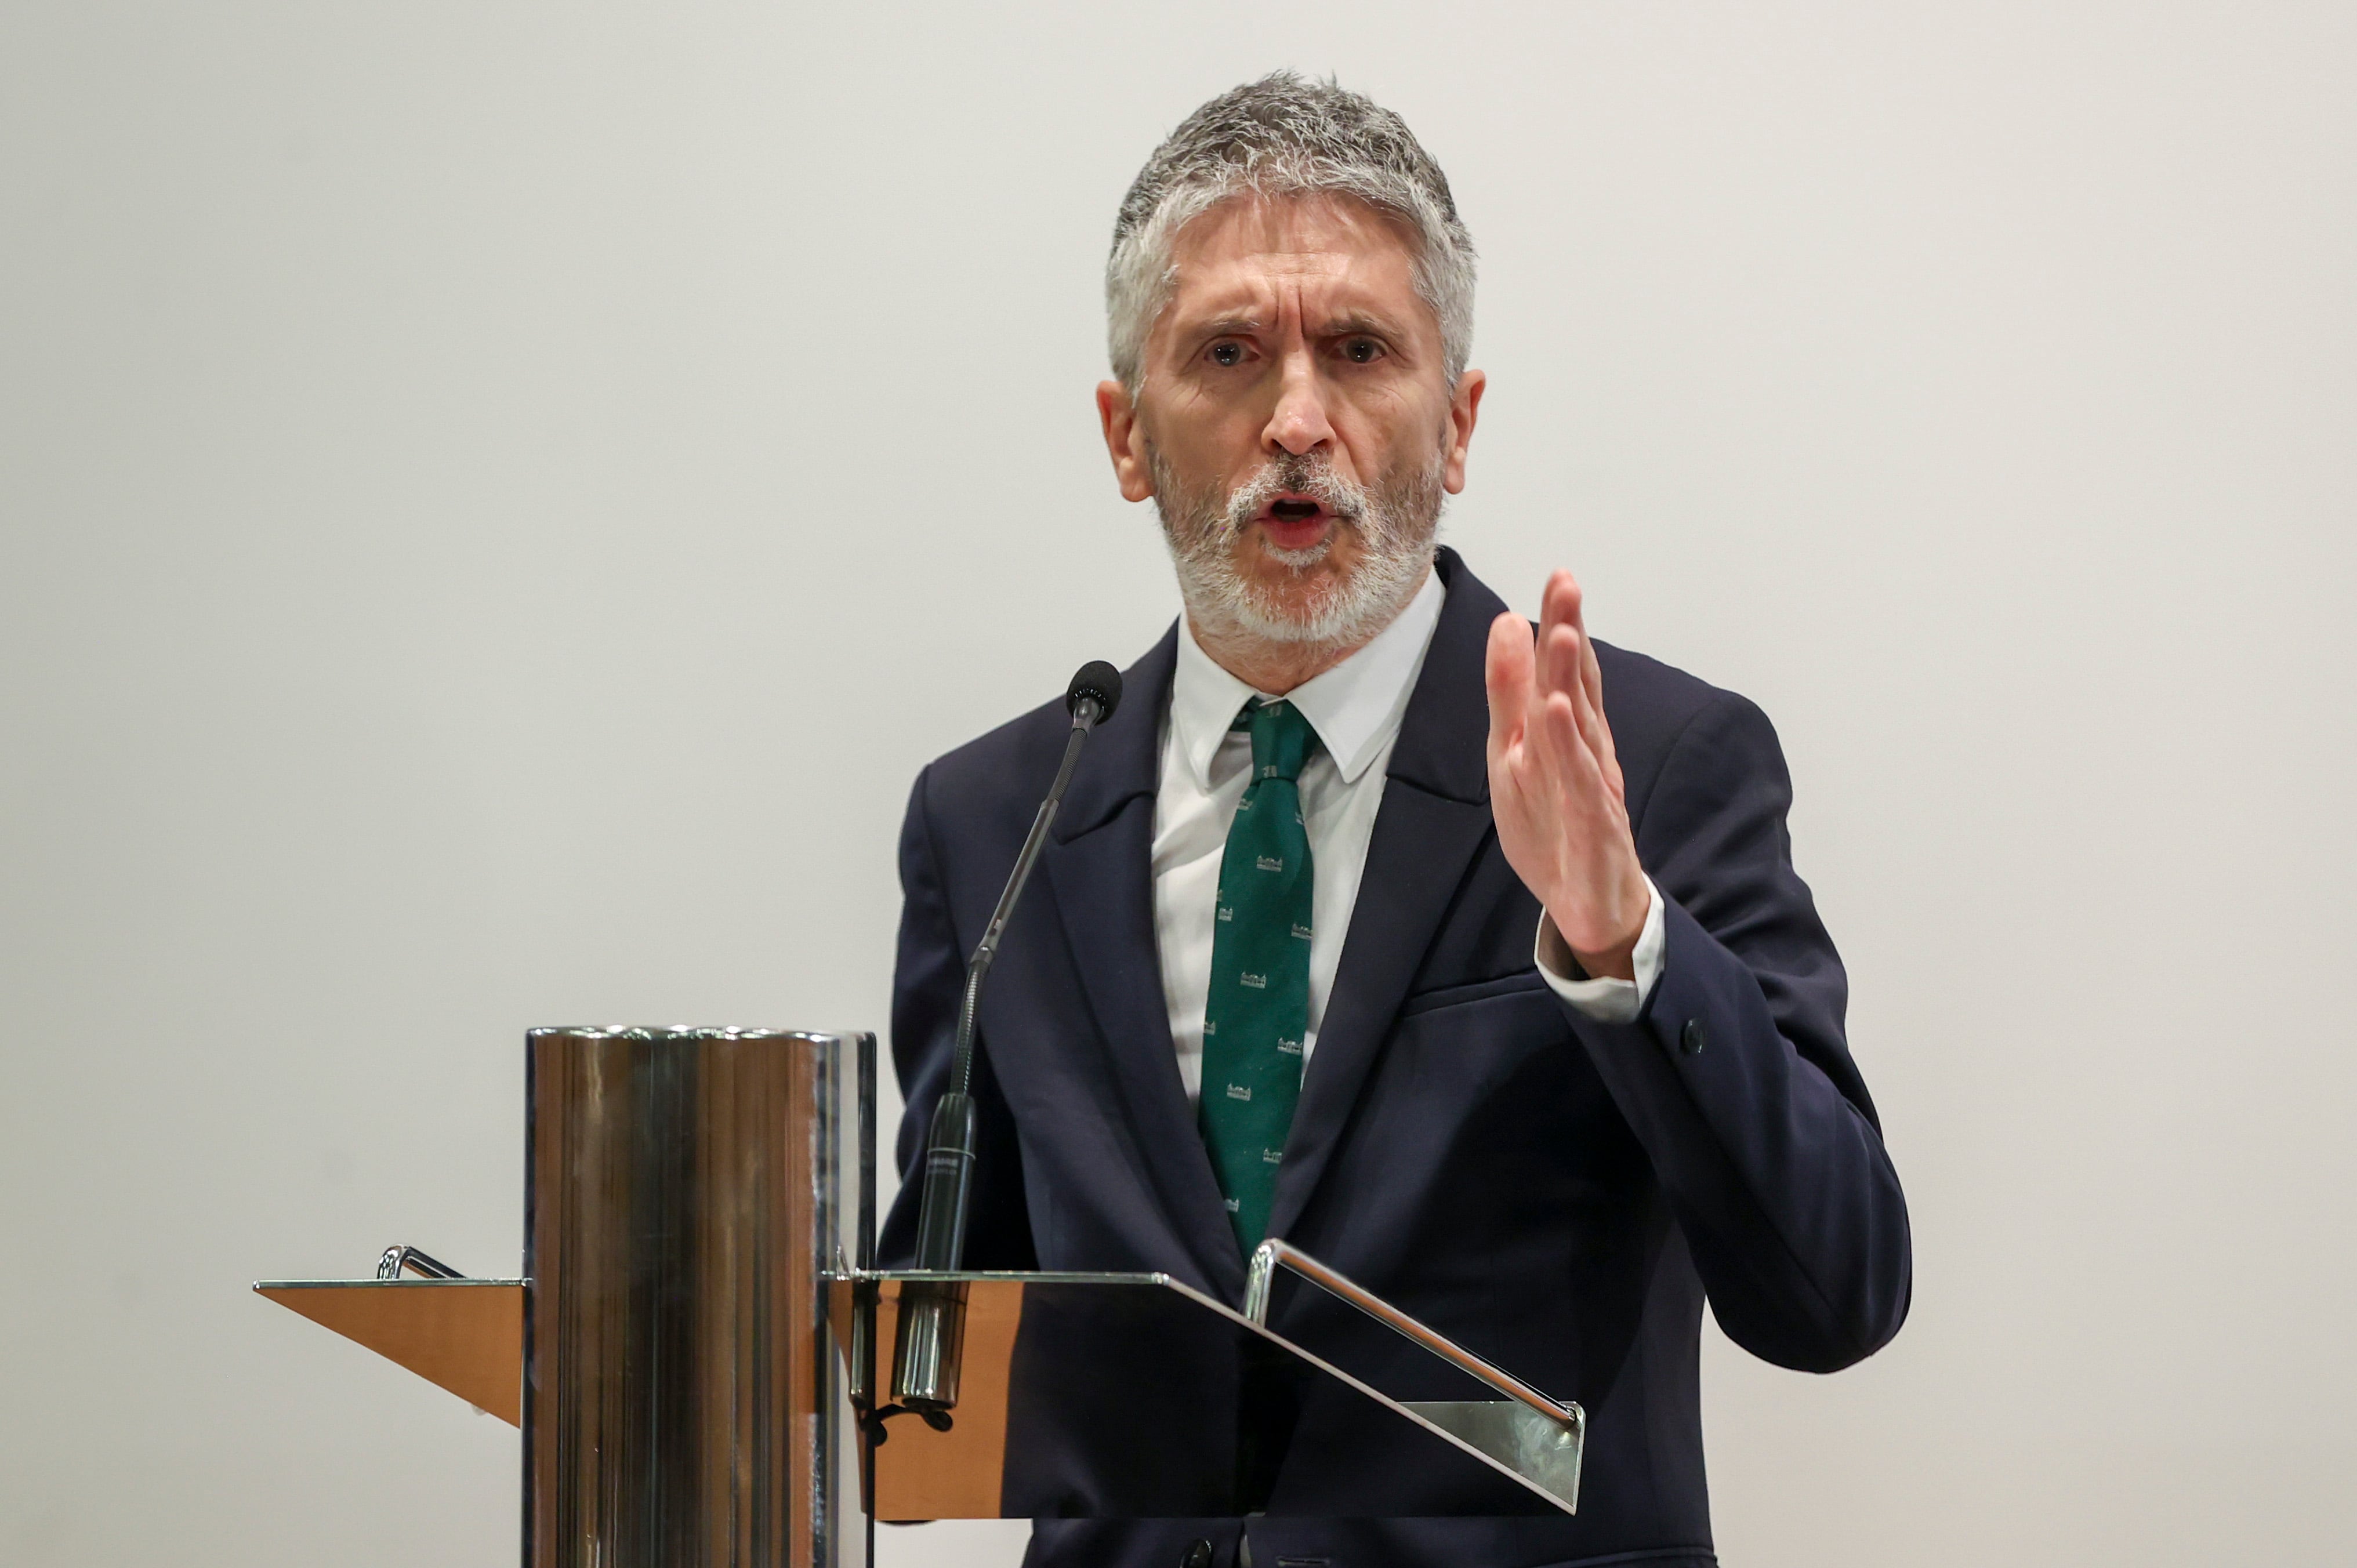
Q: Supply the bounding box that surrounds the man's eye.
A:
[1344,338,1383,364]
[1209,342,1244,367]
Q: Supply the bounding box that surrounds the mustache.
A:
[1222,453,1369,532]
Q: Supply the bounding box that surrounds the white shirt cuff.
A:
[1533,877,1666,1025]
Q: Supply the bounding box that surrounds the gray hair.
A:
[1107,72,1476,395]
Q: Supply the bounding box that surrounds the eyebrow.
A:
[1318,310,1406,340]
[1186,314,1268,339]
[1178,310,1409,342]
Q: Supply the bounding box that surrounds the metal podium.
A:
[258,1028,1583,1566]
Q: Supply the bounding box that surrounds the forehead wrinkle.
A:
[1245,247,1355,278]
[1174,247,1367,301]
[1172,270,1405,333]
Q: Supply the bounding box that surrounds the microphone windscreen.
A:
[1066,660,1123,723]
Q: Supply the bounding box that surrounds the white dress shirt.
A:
[1151,569,1669,1105]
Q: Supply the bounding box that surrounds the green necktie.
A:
[1198,697,1320,1254]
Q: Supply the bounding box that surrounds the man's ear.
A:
[1443,368,1487,495]
[1097,380,1156,503]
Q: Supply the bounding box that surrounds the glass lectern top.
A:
[849,1271,1582,1521]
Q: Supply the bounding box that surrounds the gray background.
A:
[4,2,2352,1563]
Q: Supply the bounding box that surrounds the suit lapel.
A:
[1265,549,1504,1244]
[1040,625,1245,1289]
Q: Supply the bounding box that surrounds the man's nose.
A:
[1261,347,1336,458]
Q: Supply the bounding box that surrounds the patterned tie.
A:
[1198,697,1320,1254]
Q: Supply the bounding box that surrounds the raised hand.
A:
[1484,571,1650,979]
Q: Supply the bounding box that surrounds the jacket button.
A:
[1680,1018,1707,1055]
[1180,1541,1214,1568]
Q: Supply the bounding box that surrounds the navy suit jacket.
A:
[879,549,1910,1568]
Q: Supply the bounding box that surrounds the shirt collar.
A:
[1169,567,1448,789]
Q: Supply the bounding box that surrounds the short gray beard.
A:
[1150,447,1445,651]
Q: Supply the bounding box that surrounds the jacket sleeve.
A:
[1562,690,1911,1371]
[875,764,1039,1272]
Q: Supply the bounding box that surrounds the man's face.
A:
[1099,193,1484,648]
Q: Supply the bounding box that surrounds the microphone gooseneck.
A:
[938,660,1122,1106]
[893,660,1122,1414]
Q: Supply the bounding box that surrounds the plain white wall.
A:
[3,3,2352,1563]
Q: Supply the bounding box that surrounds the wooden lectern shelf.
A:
[255,1279,524,1425]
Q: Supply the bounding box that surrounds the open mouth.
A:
[1257,492,1339,552]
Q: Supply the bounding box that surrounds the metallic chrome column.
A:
[524,1028,871,1568]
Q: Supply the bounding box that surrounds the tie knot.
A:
[1238,698,1318,783]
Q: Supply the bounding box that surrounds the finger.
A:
[1549,574,1619,779]
[1542,621,1582,705]
[1542,615,1599,749]
[1540,688,1607,804]
[1551,602,1600,749]
[1576,617,1607,725]
[1574,625,1622,791]
[1539,571,1582,665]
[1484,611,1532,765]
[1533,570,1572,692]
[1565,580,1622,787]
[1561,641,1624,808]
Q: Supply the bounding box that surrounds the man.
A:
[880,74,1910,1568]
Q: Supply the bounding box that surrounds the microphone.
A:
[891,660,1123,1415]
